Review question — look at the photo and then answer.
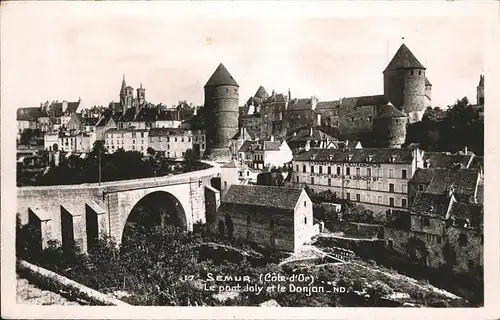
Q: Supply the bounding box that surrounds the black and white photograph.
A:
[1,1,499,319]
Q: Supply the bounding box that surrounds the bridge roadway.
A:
[17,165,222,252]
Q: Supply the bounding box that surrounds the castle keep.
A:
[203,63,240,160]
[383,44,430,123]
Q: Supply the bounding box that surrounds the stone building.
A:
[292,148,424,221]
[56,131,95,153]
[220,160,259,198]
[259,90,290,139]
[230,127,256,160]
[285,96,321,133]
[216,185,315,252]
[148,128,200,159]
[372,102,408,148]
[202,63,240,161]
[383,44,430,123]
[104,128,149,154]
[285,127,338,153]
[238,137,293,170]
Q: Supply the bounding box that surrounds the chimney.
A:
[293,131,297,136]
[309,127,313,136]
[240,126,244,137]
[288,88,291,100]
[317,113,321,126]
[270,135,274,142]
[464,146,468,154]
[272,89,276,98]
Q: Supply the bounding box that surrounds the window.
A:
[411,70,414,75]
[133,140,135,144]
[141,132,144,138]
[224,181,228,189]
[356,194,360,202]
[402,198,407,208]
[181,137,184,142]
[367,168,371,177]
[351,117,355,122]
[389,183,395,193]
[311,177,315,184]
[367,195,372,203]
[401,169,407,179]
[378,182,383,191]
[368,116,373,122]
[328,178,331,186]
[174,137,177,142]
[356,168,360,176]
[319,166,322,174]
[311,166,314,173]
[247,171,249,176]
[389,169,394,178]
[296,165,299,171]
[337,167,341,175]
[304,201,307,207]
[167,144,170,149]
[303,165,306,173]
[419,70,422,75]
[346,193,350,200]
[304,217,307,224]
[240,172,243,177]
[296,176,299,183]
[418,184,424,191]
[270,218,275,229]
[346,167,351,176]
[378,196,382,204]
[328,166,331,174]
[389,197,395,207]
[402,184,407,193]
[247,215,251,225]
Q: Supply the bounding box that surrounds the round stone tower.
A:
[383,44,427,123]
[373,102,408,148]
[203,63,239,160]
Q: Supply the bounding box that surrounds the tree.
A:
[184,148,200,172]
[147,147,156,157]
[225,214,234,240]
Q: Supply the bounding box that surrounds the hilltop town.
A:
[16,44,484,307]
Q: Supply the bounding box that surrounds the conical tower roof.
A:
[254,85,268,99]
[384,44,426,72]
[478,75,484,87]
[375,102,407,118]
[205,63,239,87]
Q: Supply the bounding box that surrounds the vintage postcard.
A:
[1,1,499,319]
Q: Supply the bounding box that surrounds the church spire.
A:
[121,74,127,92]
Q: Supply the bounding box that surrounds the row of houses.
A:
[214,147,483,259]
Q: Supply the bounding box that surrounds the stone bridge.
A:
[17,166,222,252]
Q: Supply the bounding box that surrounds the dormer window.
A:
[347,155,353,161]
[389,155,396,162]
[366,155,373,162]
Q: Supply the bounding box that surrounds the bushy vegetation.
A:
[405,97,484,155]
[18,142,211,186]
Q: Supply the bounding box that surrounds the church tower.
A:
[383,44,427,123]
[477,75,484,105]
[203,63,239,161]
[119,75,134,114]
[137,82,146,106]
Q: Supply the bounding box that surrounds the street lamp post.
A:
[98,146,102,186]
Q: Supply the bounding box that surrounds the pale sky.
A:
[1,2,487,111]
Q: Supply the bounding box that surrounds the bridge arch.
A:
[120,190,189,244]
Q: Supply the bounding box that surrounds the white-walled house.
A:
[238,137,293,170]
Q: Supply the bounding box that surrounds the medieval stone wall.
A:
[204,85,239,150]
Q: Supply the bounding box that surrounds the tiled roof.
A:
[149,128,191,136]
[411,168,436,184]
[263,141,281,151]
[17,107,44,121]
[262,93,287,104]
[423,152,474,169]
[205,63,239,87]
[109,102,122,113]
[287,98,315,111]
[425,77,432,86]
[105,127,148,134]
[293,148,415,164]
[222,185,304,210]
[449,202,483,221]
[238,140,283,152]
[286,128,336,143]
[341,95,388,107]
[425,168,479,198]
[384,44,426,71]
[134,107,158,122]
[232,128,254,141]
[65,101,81,115]
[411,192,452,218]
[82,117,100,126]
[119,107,137,122]
[254,86,269,99]
[375,103,407,118]
[157,110,176,121]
